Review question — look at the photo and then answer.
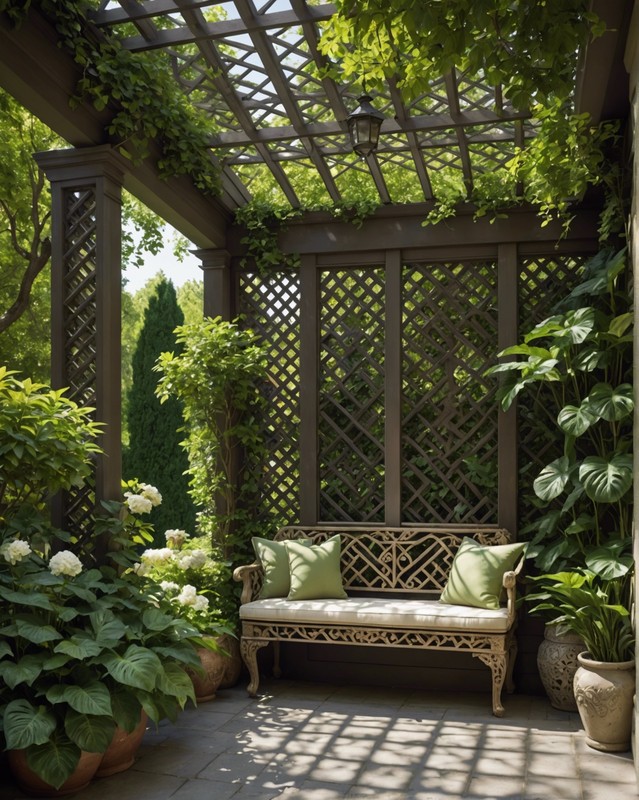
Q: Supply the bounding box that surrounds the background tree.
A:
[124,277,196,541]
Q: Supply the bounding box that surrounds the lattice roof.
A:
[90,0,538,211]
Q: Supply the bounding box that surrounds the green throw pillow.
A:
[252,537,310,599]
[439,536,526,610]
[286,535,348,601]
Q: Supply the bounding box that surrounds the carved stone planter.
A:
[537,623,584,711]
[573,652,635,752]
[189,638,227,701]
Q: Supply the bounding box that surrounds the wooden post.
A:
[35,145,126,535]
[299,254,319,524]
[385,250,402,526]
[195,248,232,320]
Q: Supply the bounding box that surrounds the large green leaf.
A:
[533,457,571,501]
[15,616,62,645]
[54,636,104,660]
[155,661,196,701]
[25,734,81,790]
[0,640,12,659]
[141,607,176,632]
[64,710,115,753]
[0,586,53,610]
[89,611,127,645]
[579,455,633,502]
[46,681,113,716]
[585,383,633,422]
[102,645,162,692]
[0,653,45,689]
[110,687,144,733]
[4,700,56,749]
[586,544,633,580]
[557,404,597,437]
[608,312,633,339]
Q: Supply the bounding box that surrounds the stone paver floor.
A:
[1,680,637,799]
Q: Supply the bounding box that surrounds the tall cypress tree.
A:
[124,277,196,541]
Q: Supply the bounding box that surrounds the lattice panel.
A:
[319,269,385,522]
[402,262,499,523]
[517,255,588,530]
[61,187,99,538]
[239,269,301,527]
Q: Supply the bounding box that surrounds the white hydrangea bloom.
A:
[177,549,208,570]
[177,584,198,606]
[124,493,153,514]
[49,550,83,578]
[141,548,174,565]
[132,562,150,577]
[165,529,188,547]
[160,580,180,592]
[192,594,209,612]
[1,539,32,565]
[140,484,162,507]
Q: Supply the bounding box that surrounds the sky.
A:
[122,228,203,293]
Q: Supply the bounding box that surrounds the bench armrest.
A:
[502,553,524,624]
[233,562,262,605]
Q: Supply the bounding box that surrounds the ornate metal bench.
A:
[233,525,523,716]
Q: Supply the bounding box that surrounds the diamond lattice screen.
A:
[517,254,589,531]
[319,268,386,522]
[61,187,98,538]
[402,261,498,523]
[239,269,301,528]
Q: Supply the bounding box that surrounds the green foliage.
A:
[124,279,195,542]
[154,319,269,569]
[487,249,632,572]
[527,565,633,662]
[0,0,221,196]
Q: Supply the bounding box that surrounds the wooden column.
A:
[385,250,402,526]
[299,254,319,524]
[35,145,126,533]
[497,243,519,535]
[195,248,232,320]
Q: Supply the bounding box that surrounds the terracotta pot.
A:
[96,711,148,778]
[218,633,242,689]
[537,623,584,711]
[189,638,226,701]
[573,652,635,752]
[8,749,102,797]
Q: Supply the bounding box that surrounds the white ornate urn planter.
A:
[537,623,584,711]
[573,652,635,752]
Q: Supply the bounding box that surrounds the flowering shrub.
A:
[135,529,235,636]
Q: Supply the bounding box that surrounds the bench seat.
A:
[239,597,512,633]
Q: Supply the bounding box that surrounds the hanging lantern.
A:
[347,94,384,158]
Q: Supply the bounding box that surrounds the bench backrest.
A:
[273,525,512,598]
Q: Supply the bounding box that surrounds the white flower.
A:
[0,539,32,565]
[192,595,209,612]
[132,562,150,577]
[141,548,173,565]
[176,584,198,606]
[49,550,83,578]
[165,529,188,548]
[176,549,208,571]
[124,493,153,514]
[160,580,180,592]
[139,484,162,507]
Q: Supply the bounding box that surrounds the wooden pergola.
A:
[0,1,637,694]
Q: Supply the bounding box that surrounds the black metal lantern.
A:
[347,94,384,158]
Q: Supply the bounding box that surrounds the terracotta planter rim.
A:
[577,651,636,670]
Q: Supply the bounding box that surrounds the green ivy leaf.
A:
[46,681,113,716]
[579,455,633,502]
[4,700,56,749]
[533,456,572,501]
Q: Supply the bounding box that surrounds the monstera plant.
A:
[488,247,633,573]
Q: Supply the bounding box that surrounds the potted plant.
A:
[527,557,634,752]
[0,370,211,794]
[135,529,238,698]
[487,247,633,709]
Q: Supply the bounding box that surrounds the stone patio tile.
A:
[582,781,639,800]
[524,775,583,800]
[422,744,477,771]
[526,750,580,780]
[465,773,525,799]
[196,749,269,783]
[527,731,575,754]
[277,780,351,798]
[575,748,636,783]
[72,769,185,800]
[474,750,527,777]
[355,763,413,791]
[324,736,378,761]
[169,778,243,800]
[408,766,469,795]
[309,756,362,784]
[483,728,529,751]
[132,739,229,777]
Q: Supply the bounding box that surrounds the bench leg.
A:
[506,636,518,694]
[474,652,507,717]
[240,638,269,697]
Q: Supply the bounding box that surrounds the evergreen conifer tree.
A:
[124,277,196,542]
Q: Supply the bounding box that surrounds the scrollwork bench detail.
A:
[233,525,522,716]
